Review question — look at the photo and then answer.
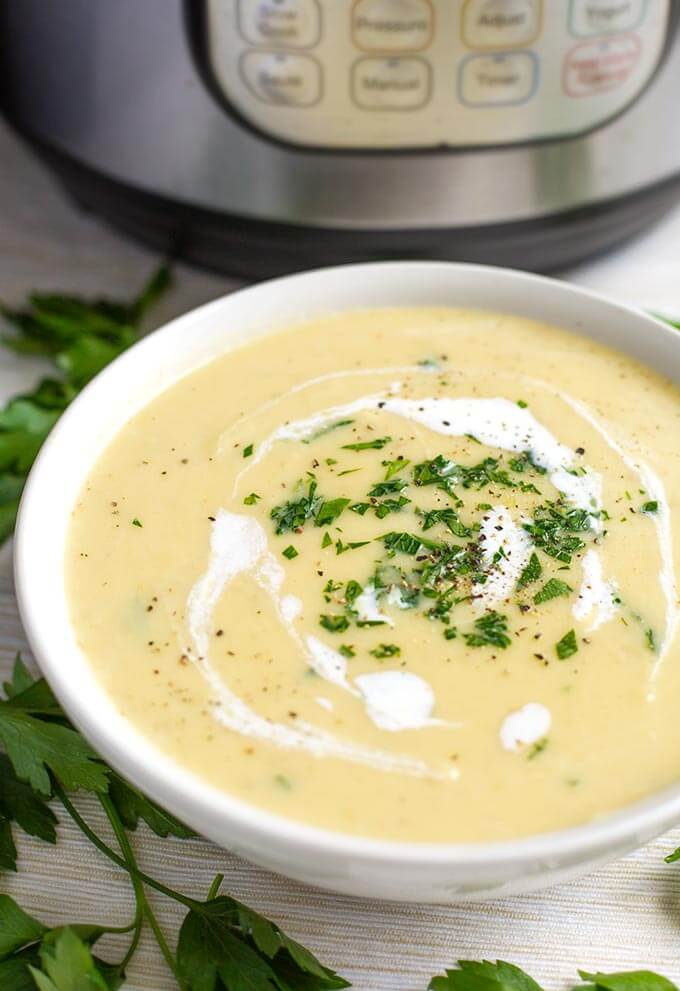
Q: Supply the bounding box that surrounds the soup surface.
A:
[67,308,680,842]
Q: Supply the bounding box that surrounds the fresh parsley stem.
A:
[53,784,199,910]
[97,794,146,973]
[207,873,224,900]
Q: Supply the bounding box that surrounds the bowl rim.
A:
[13,260,680,870]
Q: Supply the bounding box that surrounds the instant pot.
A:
[2,0,680,277]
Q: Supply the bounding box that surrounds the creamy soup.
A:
[66,308,680,843]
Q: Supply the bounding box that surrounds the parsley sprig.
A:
[0,657,348,991]
[0,266,171,541]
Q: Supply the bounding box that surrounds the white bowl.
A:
[14,262,680,903]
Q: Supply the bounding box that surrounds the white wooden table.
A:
[2,119,680,990]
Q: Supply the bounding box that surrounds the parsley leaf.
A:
[533,578,573,605]
[420,508,471,538]
[556,629,579,660]
[107,773,194,839]
[29,926,111,991]
[270,479,321,534]
[316,498,351,527]
[342,436,391,451]
[319,614,350,634]
[576,971,678,991]
[0,893,47,959]
[369,644,401,659]
[0,701,108,797]
[177,884,349,991]
[430,959,544,990]
[517,553,542,588]
[464,612,511,650]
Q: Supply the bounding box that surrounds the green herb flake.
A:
[642,500,659,514]
[517,552,542,588]
[443,627,458,641]
[131,518,143,528]
[282,545,298,560]
[533,578,573,605]
[270,478,321,534]
[342,436,391,452]
[556,629,578,660]
[646,627,657,652]
[369,643,401,659]
[339,644,355,658]
[273,773,292,791]
[321,531,332,548]
[383,457,411,480]
[517,399,528,408]
[242,443,254,458]
[464,611,511,650]
[527,738,548,760]
[243,492,260,506]
[316,498,351,527]
[303,419,354,444]
[319,614,350,633]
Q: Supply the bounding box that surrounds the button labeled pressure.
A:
[563,35,642,94]
[352,0,433,52]
[459,51,538,105]
[239,51,322,106]
[238,0,321,48]
[462,0,542,49]
[352,57,431,109]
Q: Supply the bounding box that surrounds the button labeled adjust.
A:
[239,51,322,106]
[352,0,434,52]
[459,52,538,106]
[352,57,431,109]
[462,0,542,50]
[569,0,647,38]
[563,35,641,95]
[238,0,321,49]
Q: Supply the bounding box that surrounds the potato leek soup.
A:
[66,308,680,843]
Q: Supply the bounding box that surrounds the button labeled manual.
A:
[459,52,538,106]
[352,57,431,109]
[240,52,322,106]
[462,0,542,49]
[352,0,433,52]
[238,0,321,48]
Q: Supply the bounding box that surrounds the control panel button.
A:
[239,51,322,106]
[459,52,538,106]
[462,0,542,49]
[237,0,321,49]
[563,35,641,95]
[351,57,431,109]
[352,0,434,52]
[569,0,646,37]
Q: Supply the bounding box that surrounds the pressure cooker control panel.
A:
[203,0,670,148]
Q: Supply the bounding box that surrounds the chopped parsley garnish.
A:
[344,580,363,603]
[369,643,401,659]
[242,443,254,458]
[339,644,355,658]
[342,436,391,451]
[508,451,547,475]
[646,627,657,652]
[556,629,578,660]
[319,614,350,633]
[523,500,592,564]
[517,552,542,588]
[517,399,528,408]
[383,457,410,480]
[131,518,143,528]
[533,578,573,605]
[443,627,458,640]
[368,478,408,497]
[642,500,659,514]
[271,478,321,534]
[419,507,471,538]
[321,531,332,548]
[243,492,260,505]
[282,545,298,560]
[316,498,351,526]
[527,738,548,760]
[335,539,369,555]
[414,454,514,492]
[382,531,440,555]
[463,611,511,649]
